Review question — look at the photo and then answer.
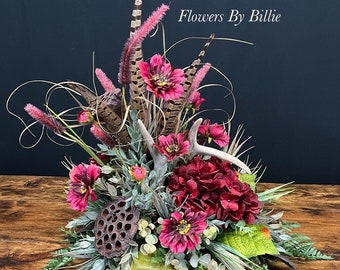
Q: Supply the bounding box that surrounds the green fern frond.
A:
[52,247,72,256]
[280,233,333,260]
[281,221,301,230]
[43,255,73,270]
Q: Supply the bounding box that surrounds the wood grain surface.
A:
[0,175,339,270]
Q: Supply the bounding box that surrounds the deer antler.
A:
[188,118,252,174]
[138,119,167,172]
[138,118,251,175]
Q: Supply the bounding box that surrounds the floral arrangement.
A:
[8,1,332,270]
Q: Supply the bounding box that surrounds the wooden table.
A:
[0,175,339,270]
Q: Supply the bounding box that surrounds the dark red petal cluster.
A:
[168,156,261,224]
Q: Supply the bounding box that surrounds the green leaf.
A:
[257,182,295,203]
[238,173,256,190]
[43,256,73,270]
[131,252,175,270]
[217,225,279,258]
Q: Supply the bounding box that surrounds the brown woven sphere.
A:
[94,197,140,258]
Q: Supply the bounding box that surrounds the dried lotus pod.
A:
[94,197,140,258]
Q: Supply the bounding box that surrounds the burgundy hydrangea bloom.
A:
[139,54,185,101]
[168,156,261,224]
[159,209,207,253]
[198,119,230,147]
[67,163,101,212]
[154,133,190,161]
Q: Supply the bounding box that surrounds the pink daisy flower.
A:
[159,209,207,254]
[154,133,190,161]
[139,54,185,101]
[67,163,101,212]
[198,119,230,147]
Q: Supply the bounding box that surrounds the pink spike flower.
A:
[154,133,190,161]
[95,68,115,91]
[159,209,207,253]
[189,63,211,94]
[67,163,101,212]
[24,103,65,134]
[139,54,185,101]
[90,122,115,148]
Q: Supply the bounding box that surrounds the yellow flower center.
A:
[157,80,168,87]
[153,74,168,87]
[165,144,179,154]
[80,185,87,194]
[176,219,191,235]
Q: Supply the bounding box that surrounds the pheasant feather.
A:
[118,3,169,86]
[68,82,130,146]
[128,0,148,125]
[161,34,215,135]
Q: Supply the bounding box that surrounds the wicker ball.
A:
[94,197,140,258]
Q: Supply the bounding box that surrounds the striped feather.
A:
[101,88,122,116]
[68,83,130,146]
[162,34,215,135]
[129,0,148,124]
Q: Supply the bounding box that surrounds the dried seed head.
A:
[94,197,140,258]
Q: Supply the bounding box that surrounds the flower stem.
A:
[48,107,104,166]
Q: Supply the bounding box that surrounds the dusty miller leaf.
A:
[101,165,114,174]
